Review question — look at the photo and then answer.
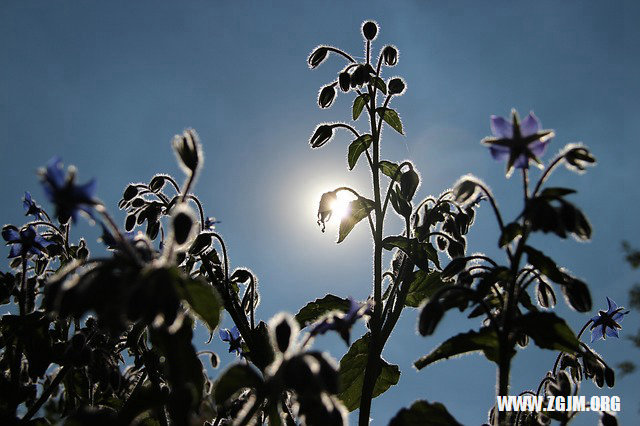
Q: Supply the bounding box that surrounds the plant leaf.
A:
[352,94,370,120]
[338,333,400,411]
[176,275,223,332]
[539,187,576,199]
[382,236,440,270]
[295,294,351,327]
[338,197,375,243]
[376,107,404,135]
[347,134,373,170]
[523,245,565,283]
[499,222,523,248]
[389,400,462,426]
[379,161,401,181]
[214,364,263,407]
[405,271,445,307]
[414,327,506,369]
[371,77,387,95]
[517,312,579,353]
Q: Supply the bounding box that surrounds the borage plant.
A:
[0,131,350,426]
[306,21,475,425]
[408,110,624,425]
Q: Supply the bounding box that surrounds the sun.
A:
[329,190,357,222]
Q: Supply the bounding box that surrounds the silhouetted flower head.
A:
[204,217,220,230]
[220,326,244,357]
[2,225,53,258]
[482,110,555,177]
[310,298,372,345]
[317,191,337,232]
[40,157,97,224]
[23,192,44,220]
[590,297,629,342]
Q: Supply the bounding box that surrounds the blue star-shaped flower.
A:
[590,297,630,342]
[40,157,97,224]
[309,298,372,345]
[23,192,44,220]
[2,225,53,258]
[482,110,555,177]
[219,326,244,356]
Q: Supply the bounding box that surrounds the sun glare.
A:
[330,190,357,222]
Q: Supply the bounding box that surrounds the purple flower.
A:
[40,157,97,224]
[482,110,555,177]
[2,225,53,258]
[220,326,244,356]
[23,192,44,220]
[310,298,372,345]
[590,297,630,342]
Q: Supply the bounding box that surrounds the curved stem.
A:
[187,195,206,230]
[325,46,356,63]
[552,320,592,375]
[532,155,565,196]
[333,123,361,139]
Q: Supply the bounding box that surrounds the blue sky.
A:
[2,1,639,424]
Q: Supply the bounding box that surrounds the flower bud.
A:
[188,233,212,256]
[338,72,351,92]
[318,85,336,108]
[382,45,398,66]
[123,184,139,201]
[308,46,329,69]
[309,124,334,149]
[362,21,378,40]
[418,301,444,336]
[317,191,337,232]
[399,169,419,200]
[388,77,406,95]
[172,129,201,174]
[269,313,299,354]
[564,145,596,172]
[149,175,166,193]
[171,206,196,247]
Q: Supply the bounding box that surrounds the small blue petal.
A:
[529,140,548,157]
[219,329,231,342]
[8,244,22,258]
[513,154,529,169]
[520,112,541,137]
[2,226,21,243]
[591,326,604,343]
[605,327,619,339]
[229,326,241,340]
[489,146,510,161]
[606,297,617,314]
[490,116,513,139]
[611,311,628,322]
[45,157,65,188]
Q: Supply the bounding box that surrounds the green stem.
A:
[21,366,69,423]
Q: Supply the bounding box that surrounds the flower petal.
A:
[230,326,241,340]
[529,140,548,157]
[611,310,628,323]
[8,243,22,258]
[2,226,21,243]
[520,112,541,137]
[490,116,513,138]
[45,157,65,188]
[489,145,510,161]
[590,325,604,343]
[219,329,231,342]
[605,327,619,339]
[605,297,617,314]
[513,153,529,169]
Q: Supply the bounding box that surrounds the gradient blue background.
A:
[2,1,639,424]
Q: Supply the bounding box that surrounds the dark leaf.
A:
[295,294,351,327]
[499,222,523,248]
[347,134,373,170]
[376,107,404,135]
[414,327,504,369]
[352,94,370,120]
[379,161,401,181]
[175,275,223,332]
[338,197,375,243]
[213,364,263,407]
[539,187,576,199]
[560,276,592,312]
[383,236,440,270]
[338,333,400,411]
[389,400,462,426]
[535,281,556,309]
[517,312,579,353]
[405,271,445,307]
[523,246,565,284]
[371,77,387,95]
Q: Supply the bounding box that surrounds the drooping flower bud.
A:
[318,85,336,108]
[338,72,351,92]
[308,46,329,69]
[317,191,337,232]
[362,21,378,41]
[388,77,406,95]
[172,129,201,174]
[122,184,139,201]
[382,45,398,66]
[399,168,419,200]
[309,125,334,149]
[171,205,196,248]
[148,175,166,193]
